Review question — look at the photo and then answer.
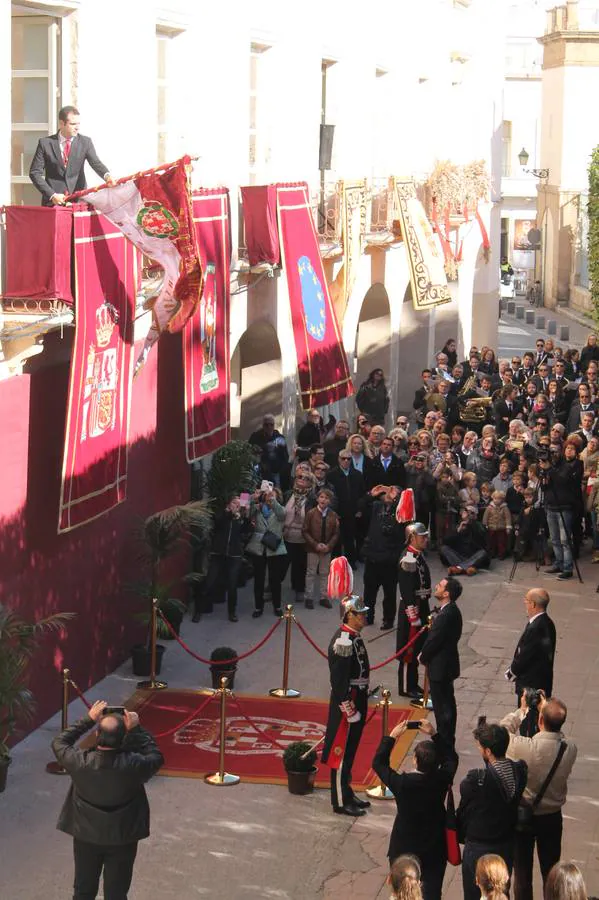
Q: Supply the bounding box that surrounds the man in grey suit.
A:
[29,105,114,206]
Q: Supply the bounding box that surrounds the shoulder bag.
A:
[516,740,567,833]
[445,786,462,866]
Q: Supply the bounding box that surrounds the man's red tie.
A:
[63,138,72,166]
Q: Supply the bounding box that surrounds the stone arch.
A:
[230,321,282,438]
[397,284,430,413]
[355,282,391,393]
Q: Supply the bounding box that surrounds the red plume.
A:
[327,556,353,601]
[396,488,415,524]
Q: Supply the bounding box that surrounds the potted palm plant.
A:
[282,740,318,795]
[207,440,257,512]
[129,500,213,677]
[0,603,75,792]
[209,646,238,690]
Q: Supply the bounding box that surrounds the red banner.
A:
[183,190,231,461]
[276,183,354,408]
[58,207,136,533]
[4,206,73,302]
[240,185,280,266]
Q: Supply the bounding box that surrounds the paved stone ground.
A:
[2,550,599,899]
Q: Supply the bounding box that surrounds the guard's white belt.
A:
[350,678,369,688]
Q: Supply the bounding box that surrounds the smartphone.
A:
[239,492,250,507]
[406,720,422,730]
[103,706,126,716]
[260,480,274,493]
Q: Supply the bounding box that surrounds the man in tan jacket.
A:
[501,693,577,900]
[302,489,339,609]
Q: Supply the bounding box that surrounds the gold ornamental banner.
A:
[394,178,451,310]
[330,179,368,320]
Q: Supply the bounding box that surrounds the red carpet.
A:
[128,689,423,789]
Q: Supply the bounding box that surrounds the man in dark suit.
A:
[531,363,551,394]
[373,719,457,900]
[419,577,463,755]
[494,385,522,438]
[365,436,406,490]
[566,383,597,434]
[52,699,163,899]
[534,339,550,371]
[506,588,556,700]
[29,105,114,206]
[328,450,366,565]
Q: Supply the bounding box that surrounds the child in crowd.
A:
[506,471,526,526]
[483,490,512,559]
[459,471,480,512]
[435,468,460,544]
[478,481,492,519]
[302,489,339,609]
[514,487,544,561]
[491,456,513,494]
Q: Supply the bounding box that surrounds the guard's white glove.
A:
[406,605,422,626]
[340,700,361,723]
[504,667,514,681]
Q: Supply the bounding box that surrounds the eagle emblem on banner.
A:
[298,254,326,342]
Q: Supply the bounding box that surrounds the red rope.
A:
[370,625,429,671]
[227,693,290,752]
[292,618,329,659]
[154,691,215,739]
[68,679,92,710]
[158,611,282,665]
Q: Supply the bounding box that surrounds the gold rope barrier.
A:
[366,689,394,800]
[269,605,300,698]
[46,668,70,775]
[137,599,167,691]
[204,677,240,786]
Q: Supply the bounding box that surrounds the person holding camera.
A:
[373,719,458,900]
[500,694,578,900]
[539,443,582,579]
[51,700,163,900]
[456,721,528,900]
[246,486,288,617]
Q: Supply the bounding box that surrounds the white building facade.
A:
[1,0,507,436]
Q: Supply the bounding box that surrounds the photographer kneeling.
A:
[538,442,582,580]
[500,693,578,900]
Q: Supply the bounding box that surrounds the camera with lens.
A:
[523,687,543,709]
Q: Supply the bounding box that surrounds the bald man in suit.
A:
[29,105,113,206]
[506,588,556,735]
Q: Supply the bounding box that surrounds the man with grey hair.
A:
[248,413,290,488]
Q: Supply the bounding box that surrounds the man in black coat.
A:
[327,450,366,565]
[365,437,406,490]
[506,588,556,734]
[29,106,113,206]
[52,700,163,899]
[321,595,371,817]
[494,385,522,438]
[566,383,597,435]
[360,486,404,629]
[419,577,463,756]
[373,719,457,900]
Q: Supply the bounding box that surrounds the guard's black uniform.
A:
[321,625,370,809]
[396,546,431,695]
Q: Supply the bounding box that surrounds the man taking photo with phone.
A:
[51,700,163,899]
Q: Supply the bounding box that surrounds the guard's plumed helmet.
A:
[405,521,429,540]
[341,594,370,616]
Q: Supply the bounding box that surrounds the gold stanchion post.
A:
[269,605,300,698]
[46,668,70,774]
[366,689,394,800]
[137,599,167,690]
[205,677,240,786]
[410,668,433,710]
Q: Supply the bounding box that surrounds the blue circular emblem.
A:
[297,255,326,342]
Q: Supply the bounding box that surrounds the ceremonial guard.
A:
[321,594,371,817]
[396,522,431,698]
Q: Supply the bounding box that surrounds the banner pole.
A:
[366,689,394,800]
[205,677,240,786]
[269,605,300,698]
[138,599,167,690]
[46,668,70,774]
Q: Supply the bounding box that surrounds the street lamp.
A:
[518,147,549,180]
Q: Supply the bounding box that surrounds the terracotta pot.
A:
[131,643,165,677]
[286,766,317,795]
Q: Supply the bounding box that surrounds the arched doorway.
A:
[397,284,430,413]
[231,321,282,438]
[355,283,391,393]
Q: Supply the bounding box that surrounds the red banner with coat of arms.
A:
[275,183,354,409]
[182,189,231,461]
[58,207,136,534]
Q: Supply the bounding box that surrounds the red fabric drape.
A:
[276,182,354,409]
[240,185,280,266]
[183,189,231,461]
[58,206,136,533]
[4,206,74,302]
